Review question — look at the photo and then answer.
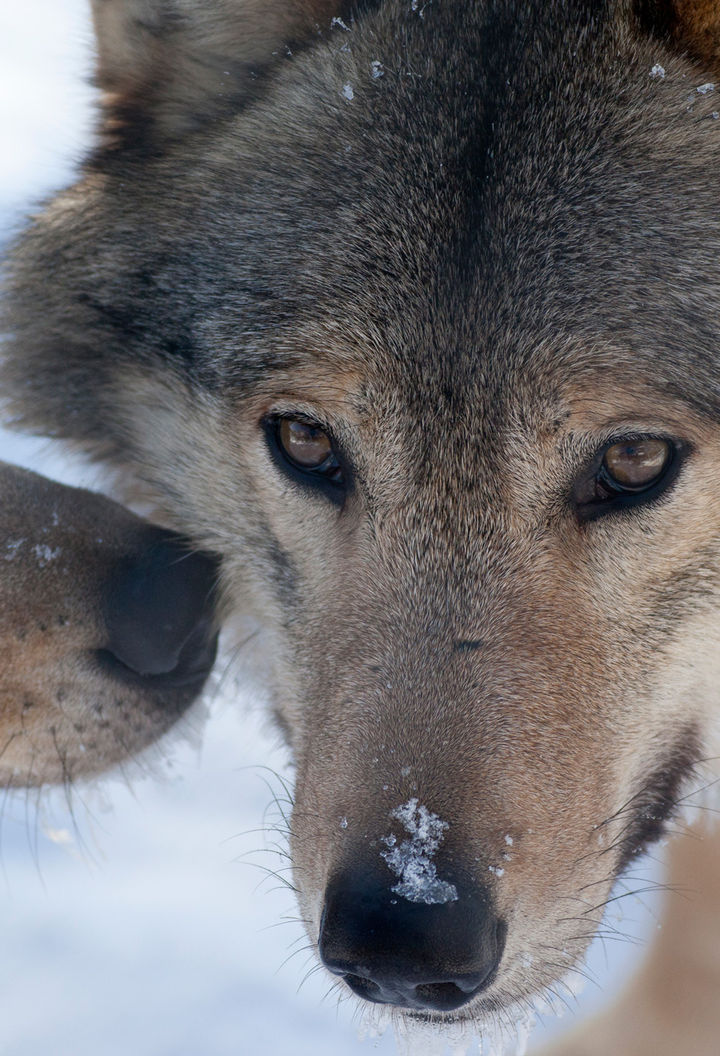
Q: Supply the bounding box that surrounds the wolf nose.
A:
[318,867,505,1012]
[100,528,220,687]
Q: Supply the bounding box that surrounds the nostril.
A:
[414,981,478,1012]
[341,973,490,1012]
[100,528,220,685]
[343,973,383,1002]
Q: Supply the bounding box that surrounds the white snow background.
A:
[0,3,663,1054]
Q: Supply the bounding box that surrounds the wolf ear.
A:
[91,0,343,149]
[634,0,720,70]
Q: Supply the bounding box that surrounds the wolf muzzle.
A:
[98,527,220,696]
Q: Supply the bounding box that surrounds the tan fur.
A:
[668,0,720,70]
[537,820,720,1056]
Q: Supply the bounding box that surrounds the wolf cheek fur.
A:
[3,0,720,1031]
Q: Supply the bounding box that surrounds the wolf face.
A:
[3,0,720,1027]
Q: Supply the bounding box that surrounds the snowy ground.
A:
[0,3,663,1054]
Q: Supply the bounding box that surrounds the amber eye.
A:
[272,416,345,489]
[601,438,672,492]
[278,418,333,468]
[574,434,683,520]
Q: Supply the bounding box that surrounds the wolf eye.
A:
[574,435,682,521]
[278,418,333,469]
[601,439,672,493]
[271,416,345,490]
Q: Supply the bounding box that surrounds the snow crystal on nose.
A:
[380,797,458,905]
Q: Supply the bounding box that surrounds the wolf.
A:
[0,459,219,786]
[3,0,720,1051]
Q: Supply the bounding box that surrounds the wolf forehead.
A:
[6,0,720,417]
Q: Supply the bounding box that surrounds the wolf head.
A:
[3,0,720,1026]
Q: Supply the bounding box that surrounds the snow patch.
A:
[696,82,715,95]
[3,537,25,560]
[341,83,354,101]
[33,543,61,567]
[381,798,457,904]
[649,63,666,80]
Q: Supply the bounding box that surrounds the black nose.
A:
[318,867,506,1013]
[100,528,220,690]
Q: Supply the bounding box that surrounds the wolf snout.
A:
[318,865,506,1012]
[99,528,220,691]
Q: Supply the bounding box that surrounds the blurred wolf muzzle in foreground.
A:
[0,460,219,787]
[3,0,720,1052]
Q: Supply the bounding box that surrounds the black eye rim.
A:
[262,413,349,504]
[574,433,687,523]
